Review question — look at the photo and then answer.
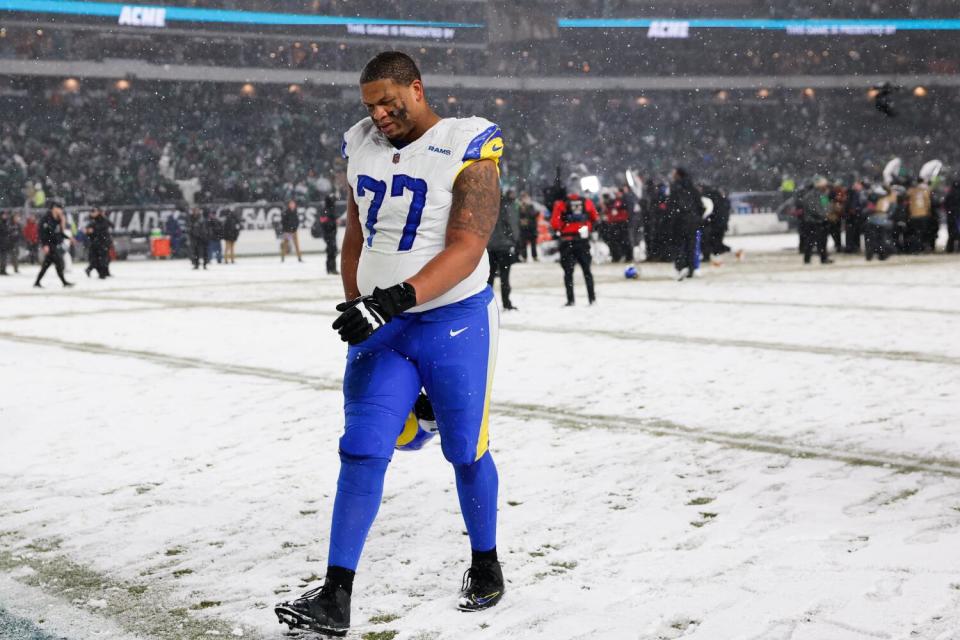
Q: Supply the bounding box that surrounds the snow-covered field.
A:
[2,234,960,640]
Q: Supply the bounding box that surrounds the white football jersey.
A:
[343,116,503,312]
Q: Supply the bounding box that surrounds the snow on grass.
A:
[1,241,960,639]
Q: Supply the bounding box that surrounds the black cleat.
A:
[458,560,505,612]
[275,582,350,637]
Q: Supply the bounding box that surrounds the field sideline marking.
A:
[4,294,957,366]
[2,330,958,478]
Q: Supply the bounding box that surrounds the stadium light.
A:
[580,175,601,194]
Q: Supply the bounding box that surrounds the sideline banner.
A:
[56,201,341,235]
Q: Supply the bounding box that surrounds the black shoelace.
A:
[297,582,333,602]
[461,565,497,593]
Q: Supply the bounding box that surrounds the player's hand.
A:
[332,282,417,345]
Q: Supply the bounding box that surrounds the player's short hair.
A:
[360,51,422,86]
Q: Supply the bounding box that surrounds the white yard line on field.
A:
[2,330,958,479]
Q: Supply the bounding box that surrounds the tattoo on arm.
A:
[447,160,500,242]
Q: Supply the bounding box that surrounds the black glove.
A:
[332,282,417,345]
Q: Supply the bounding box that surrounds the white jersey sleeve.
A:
[345,116,503,312]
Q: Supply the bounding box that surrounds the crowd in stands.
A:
[0,83,338,206]
[1,80,958,211]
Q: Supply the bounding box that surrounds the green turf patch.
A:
[368,613,401,624]
[0,533,257,640]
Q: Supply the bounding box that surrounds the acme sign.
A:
[118,6,167,28]
[647,21,690,38]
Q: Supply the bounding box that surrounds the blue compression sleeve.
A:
[454,451,499,552]
[327,453,389,571]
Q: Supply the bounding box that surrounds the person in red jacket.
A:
[551,183,599,306]
[603,194,632,263]
[23,214,40,264]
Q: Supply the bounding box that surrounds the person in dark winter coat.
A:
[0,210,18,275]
[280,199,303,262]
[699,184,730,264]
[943,180,960,254]
[799,178,834,264]
[221,208,241,264]
[186,207,209,269]
[646,181,671,262]
[844,181,867,253]
[487,189,519,310]
[84,207,112,279]
[315,193,339,274]
[166,213,185,258]
[206,209,224,264]
[9,212,23,272]
[668,167,704,280]
[33,201,73,288]
[516,192,540,262]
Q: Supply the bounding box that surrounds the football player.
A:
[275,51,505,636]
